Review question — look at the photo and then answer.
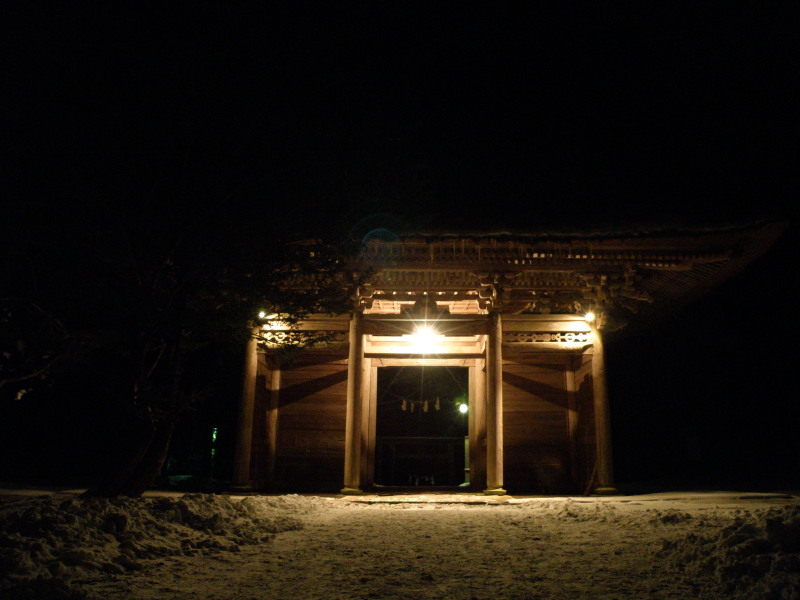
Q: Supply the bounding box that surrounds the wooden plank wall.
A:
[273,353,349,491]
[502,353,574,493]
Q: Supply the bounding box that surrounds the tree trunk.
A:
[84,418,176,497]
[86,338,186,498]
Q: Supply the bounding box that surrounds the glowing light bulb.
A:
[458,404,468,414]
[408,325,444,354]
[584,312,596,322]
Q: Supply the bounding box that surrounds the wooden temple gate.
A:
[231,224,783,495]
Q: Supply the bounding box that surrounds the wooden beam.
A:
[502,315,592,332]
[362,315,488,337]
[364,336,485,356]
[365,353,485,361]
[369,357,477,367]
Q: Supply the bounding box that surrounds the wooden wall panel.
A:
[502,358,573,493]
[274,356,348,491]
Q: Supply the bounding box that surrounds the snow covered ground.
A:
[1,488,798,599]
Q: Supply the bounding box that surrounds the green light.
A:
[211,427,218,443]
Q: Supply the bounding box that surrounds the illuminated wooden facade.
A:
[233,223,782,494]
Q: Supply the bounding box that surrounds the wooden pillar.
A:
[565,354,580,488]
[484,311,506,495]
[359,360,374,487]
[232,328,258,489]
[590,323,617,494]
[341,312,365,494]
[469,360,487,491]
[265,367,280,488]
[468,364,476,490]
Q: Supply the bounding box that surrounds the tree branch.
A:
[0,354,64,391]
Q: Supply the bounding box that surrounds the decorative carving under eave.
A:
[402,296,450,319]
[522,292,585,316]
[358,262,656,323]
[258,330,348,347]
[576,265,654,328]
[356,284,375,310]
[503,331,590,344]
[475,271,519,311]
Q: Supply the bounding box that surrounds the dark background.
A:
[2,4,798,491]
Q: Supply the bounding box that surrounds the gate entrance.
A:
[374,366,469,487]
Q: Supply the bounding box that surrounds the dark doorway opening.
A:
[375,366,469,487]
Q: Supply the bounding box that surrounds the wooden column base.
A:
[340,487,365,495]
[483,487,507,495]
[591,486,619,496]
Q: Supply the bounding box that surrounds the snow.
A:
[1,489,798,600]
[660,503,800,599]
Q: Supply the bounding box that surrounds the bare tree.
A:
[6,200,360,497]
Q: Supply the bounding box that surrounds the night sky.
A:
[3,4,798,490]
